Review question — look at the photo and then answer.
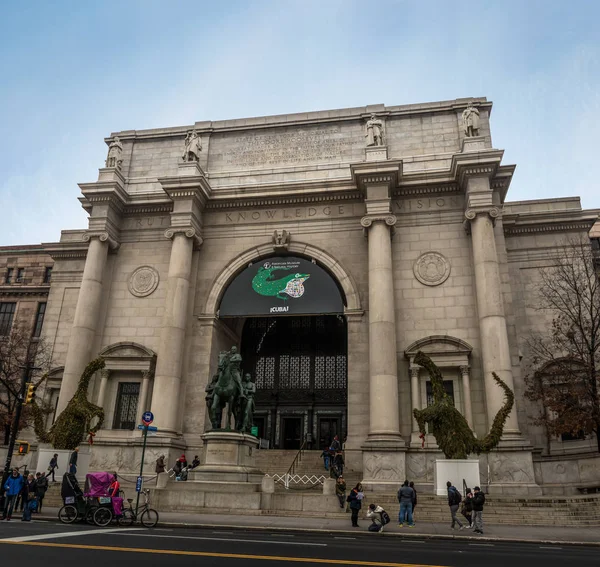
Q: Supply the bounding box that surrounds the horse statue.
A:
[210,346,245,430]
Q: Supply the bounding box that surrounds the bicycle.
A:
[117,489,159,528]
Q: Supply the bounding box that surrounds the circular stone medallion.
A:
[413,252,451,286]
[128,266,160,297]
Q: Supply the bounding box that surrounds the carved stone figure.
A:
[105,137,123,169]
[182,130,202,162]
[413,351,514,459]
[462,103,480,137]
[211,346,245,430]
[365,114,384,147]
[240,373,256,433]
[272,229,290,252]
[205,373,218,425]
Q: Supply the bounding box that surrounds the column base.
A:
[361,438,407,492]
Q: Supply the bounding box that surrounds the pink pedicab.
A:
[84,472,123,527]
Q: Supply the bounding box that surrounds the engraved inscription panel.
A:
[215,125,357,169]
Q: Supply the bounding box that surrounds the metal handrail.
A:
[282,440,307,489]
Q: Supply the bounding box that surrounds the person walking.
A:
[48,453,59,482]
[330,435,341,452]
[333,452,344,477]
[335,475,347,509]
[446,481,464,530]
[2,469,24,521]
[320,447,331,471]
[35,472,48,514]
[69,447,79,475]
[461,488,474,528]
[21,474,37,522]
[397,480,415,527]
[347,482,363,527]
[409,481,418,524]
[472,486,486,534]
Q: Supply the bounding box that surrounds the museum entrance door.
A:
[241,315,347,450]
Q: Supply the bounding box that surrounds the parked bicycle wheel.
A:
[140,508,159,528]
[58,505,78,524]
[93,506,113,527]
[85,506,98,525]
[117,509,135,527]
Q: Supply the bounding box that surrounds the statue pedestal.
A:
[189,431,262,483]
[434,459,480,496]
[365,146,388,162]
[461,136,486,153]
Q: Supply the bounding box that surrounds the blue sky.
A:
[1,1,599,245]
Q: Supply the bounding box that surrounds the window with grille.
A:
[0,302,16,335]
[5,268,13,284]
[426,380,455,407]
[15,268,24,283]
[113,382,140,430]
[33,303,46,338]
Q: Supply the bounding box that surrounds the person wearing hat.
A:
[472,486,486,534]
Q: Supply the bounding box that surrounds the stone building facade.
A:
[27,97,600,495]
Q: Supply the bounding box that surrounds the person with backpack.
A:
[461,487,474,528]
[366,503,390,532]
[397,480,415,527]
[472,486,486,534]
[446,480,464,530]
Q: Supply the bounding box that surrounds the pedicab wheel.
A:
[58,505,78,524]
[118,509,135,527]
[85,506,98,525]
[93,507,113,527]
[140,508,159,528]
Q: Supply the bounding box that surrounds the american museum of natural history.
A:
[5,96,600,500]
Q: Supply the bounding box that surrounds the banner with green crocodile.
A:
[219,256,344,317]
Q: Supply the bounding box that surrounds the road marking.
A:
[0,527,142,543]
[211,531,234,534]
[113,532,327,547]
[0,541,449,566]
[540,546,562,550]
[270,533,296,537]
[402,540,425,543]
[468,543,494,547]
[334,537,356,540]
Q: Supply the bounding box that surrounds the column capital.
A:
[141,370,152,380]
[100,369,111,380]
[164,227,203,249]
[459,365,470,376]
[463,206,500,233]
[360,214,397,229]
[410,367,420,379]
[82,231,120,251]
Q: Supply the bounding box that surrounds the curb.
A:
[34,514,600,547]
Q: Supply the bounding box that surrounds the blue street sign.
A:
[137,424,158,431]
[142,411,154,425]
[136,476,143,492]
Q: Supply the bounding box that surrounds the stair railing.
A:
[283,440,307,490]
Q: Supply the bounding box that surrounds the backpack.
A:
[451,488,462,505]
[381,509,391,525]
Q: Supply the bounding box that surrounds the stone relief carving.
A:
[462,103,480,137]
[363,453,403,481]
[128,266,160,298]
[365,114,384,147]
[489,453,534,484]
[272,229,290,252]
[182,130,202,162]
[413,252,451,286]
[105,137,123,169]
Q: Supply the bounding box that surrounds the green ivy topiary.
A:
[33,358,106,450]
[413,351,514,459]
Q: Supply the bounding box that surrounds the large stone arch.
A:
[204,241,362,315]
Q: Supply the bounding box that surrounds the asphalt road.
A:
[0,520,598,566]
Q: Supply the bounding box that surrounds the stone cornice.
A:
[0,286,49,298]
[107,98,491,141]
[351,160,403,194]
[502,208,600,236]
[42,242,89,261]
[205,190,361,211]
[393,183,459,197]
[450,149,504,190]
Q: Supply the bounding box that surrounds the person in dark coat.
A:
[22,474,37,522]
[409,481,418,523]
[155,455,166,474]
[472,486,486,534]
[347,482,364,527]
[461,487,474,528]
[48,453,59,482]
[69,448,79,475]
[35,472,48,513]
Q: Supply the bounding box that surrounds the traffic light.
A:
[17,441,30,455]
[24,382,36,404]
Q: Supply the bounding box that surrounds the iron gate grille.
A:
[113,382,140,430]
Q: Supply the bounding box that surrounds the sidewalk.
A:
[38,507,600,546]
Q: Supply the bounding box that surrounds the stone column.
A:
[361,214,402,442]
[96,369,110,411]
[459,365,474,430]
[137,371,151,426]
[410,367,420,433]
[151,229,196,434]
[56,233,112,415]
[465,206,519,434]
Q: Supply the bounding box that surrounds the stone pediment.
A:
[98,341,156,373]
[405,335,472,369]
